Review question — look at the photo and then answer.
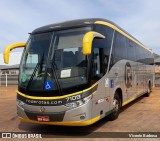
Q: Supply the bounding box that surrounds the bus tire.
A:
[145,82,151,97]
[108,92,121,121]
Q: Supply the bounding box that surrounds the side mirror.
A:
[4,42,26,64]
[82,31,105,55]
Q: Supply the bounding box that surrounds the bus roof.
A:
[32,18,125,33]
[32,18,151,52]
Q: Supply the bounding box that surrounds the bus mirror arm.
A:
[82,31,105,55]
[3,42,26,64]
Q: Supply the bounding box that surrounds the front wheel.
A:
[108,92,121,121]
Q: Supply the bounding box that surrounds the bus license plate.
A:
[37,116,50,122]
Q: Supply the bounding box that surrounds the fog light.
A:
[76,101,83,106]
[80,115,85,120]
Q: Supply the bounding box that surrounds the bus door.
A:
[138,64,146,94]
[91,47,110,116]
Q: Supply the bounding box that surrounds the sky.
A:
[0,0,160,56]
[0,52,22,65]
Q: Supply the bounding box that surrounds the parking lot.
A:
[0,85,160,140]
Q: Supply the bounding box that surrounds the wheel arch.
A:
[147,79,152,89]
[115,88,123,107]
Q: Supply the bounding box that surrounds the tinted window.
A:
[136,45,154,65]
[147,52,154,65]
[113,32,127,61]
[93,25,114,54]
[93,25,114,73]
[126,39,136,61]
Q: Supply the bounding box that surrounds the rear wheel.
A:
[108,92,121,121]
[145,82,151,97]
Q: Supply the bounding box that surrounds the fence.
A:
[0,74,18,86]
[155,73,160,87]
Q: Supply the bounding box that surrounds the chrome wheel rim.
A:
[113,99,119,112]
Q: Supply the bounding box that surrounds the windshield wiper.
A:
[50,62,63,95]
[26,54,44,90]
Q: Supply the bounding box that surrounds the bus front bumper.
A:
[19,116,100,126]
[17,96,100,126]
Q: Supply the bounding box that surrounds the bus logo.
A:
[125,62,132,88]
[40,107,45,112]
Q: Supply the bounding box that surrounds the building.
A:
[0,52,22,85]
[0,64,19,85]
[0,52,22,66]
[154,53,160,72]
[153,53,160,86]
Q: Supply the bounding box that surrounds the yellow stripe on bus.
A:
[122,89,153,106]
[122,97,135,106]
[17,83,98,100]
[94,21,151,52]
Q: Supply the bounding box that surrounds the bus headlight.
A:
[65,95,92,110]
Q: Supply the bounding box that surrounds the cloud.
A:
[0,0,160,55]
[98,0,160,53]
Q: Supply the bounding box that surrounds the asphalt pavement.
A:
[0,85,160,141]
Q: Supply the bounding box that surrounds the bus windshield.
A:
[19,27,91,94]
